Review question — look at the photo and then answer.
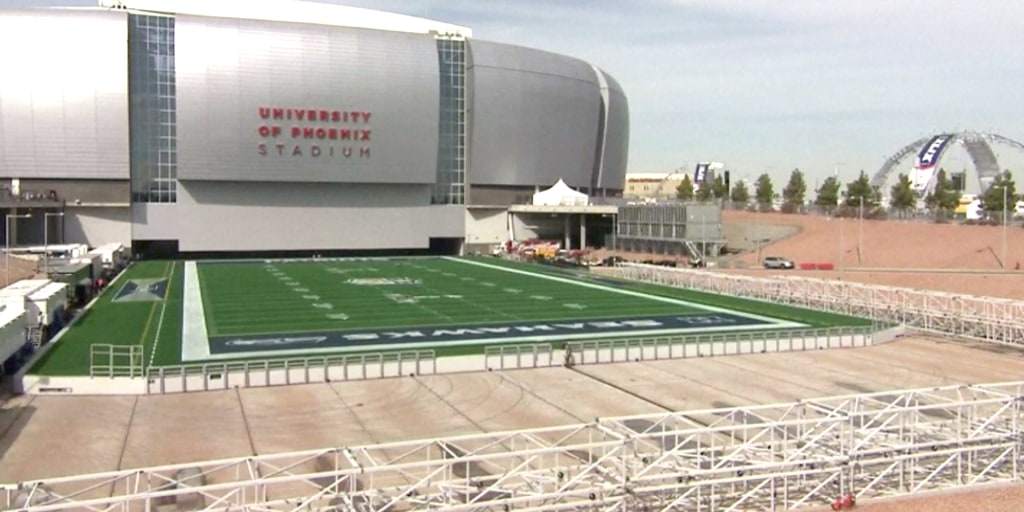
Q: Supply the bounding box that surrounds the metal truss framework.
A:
[871,131,1024,196]
[616,264,1024,346]
[5,381,1022,511]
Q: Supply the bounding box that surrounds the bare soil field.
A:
[807,482,1024,512]
[594,210,1024,300]
[720,210,1024,300]
[722,210,1024,270]
[2,256,42,284]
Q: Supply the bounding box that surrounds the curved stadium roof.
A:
[96,0,472,37]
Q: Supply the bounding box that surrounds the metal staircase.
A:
[684,239,704,262]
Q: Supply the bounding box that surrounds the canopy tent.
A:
[531,179,589,206]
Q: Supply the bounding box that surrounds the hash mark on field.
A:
[295,287,310,293]
[302,295,320,300]
[504,288,522,294]
[530,295,553,301]
[408,278,521,322]
[564,303,586,310]
[480,282,496,287]
[365,283,456,323]
[327,313,349,320]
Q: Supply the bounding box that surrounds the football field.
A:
[30,256,872,376]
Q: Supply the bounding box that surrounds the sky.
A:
[6,0,1024,187]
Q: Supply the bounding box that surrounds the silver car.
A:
[763,256,795,269]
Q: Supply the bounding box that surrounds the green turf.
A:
[27,256,874,376]
[198,258,706,336]
[471,257,874,328]
[29,261,182,376]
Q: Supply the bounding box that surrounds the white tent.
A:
[532,179,589,206]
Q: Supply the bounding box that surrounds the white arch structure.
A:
[871,132,1024,197]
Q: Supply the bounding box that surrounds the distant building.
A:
[623,173,688,201]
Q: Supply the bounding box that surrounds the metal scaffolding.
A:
[614,264,1024,346]
[4,381,1022,511]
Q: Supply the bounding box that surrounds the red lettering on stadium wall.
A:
[256,106,371,159]
[257,144,371,159]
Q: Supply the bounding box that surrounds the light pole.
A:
[1003,185,1008,269]
[43,212,64,275]
[701,215,706,264]
[6,213,32,287]
[858,201,864,264]
[839,216,845,280]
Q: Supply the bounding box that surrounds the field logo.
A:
[347,277,421,286]
[114,278,169,302]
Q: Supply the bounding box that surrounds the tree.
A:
[982,170,1018,215]
[814,176,841,213]
[755,173,774,211]
[730,179,750,207]
[924,168,959,213]
[843,171,879,209]
[711,174,729,200]
[695,179,714,202]
[889,173,917,216]
[781,168,807,213]
[675,174,694,201]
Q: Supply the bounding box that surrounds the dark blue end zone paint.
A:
[113,278,169,302]
[208,313,770,354]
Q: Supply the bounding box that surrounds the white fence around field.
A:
[564,325,880,366]
[89,344,144,378]
[147,350,438,394]
[484,343,555,370]
[64,324,892,395]
[614,263,1024,346]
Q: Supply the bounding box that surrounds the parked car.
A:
[763,256,795,269]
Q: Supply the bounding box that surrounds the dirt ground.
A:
[2,256,42,285]
[807,482,1024,512]
[722,210,1024,270]
[594,210,1024,300]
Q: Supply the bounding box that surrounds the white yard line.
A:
[443,257,802,326]
[148,262,175,368]
[415,279,522,322]
[180,261,212,362]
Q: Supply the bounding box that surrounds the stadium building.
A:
[0,0,628,257]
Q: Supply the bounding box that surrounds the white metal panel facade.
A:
[0,9,130,180]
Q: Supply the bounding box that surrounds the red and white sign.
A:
[255,106,372,159]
